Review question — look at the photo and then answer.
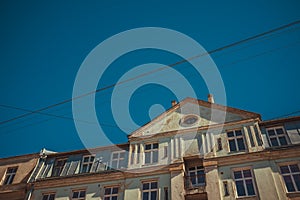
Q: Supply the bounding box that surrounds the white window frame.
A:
[144,143,158,165]
[142,181,158,200]
[71,189,86,200]
[42,193,56,200]
[232,167,257,197]
[104,186,119,200]
[110,151,125,169]
[188,166,205,186]
[266,126,289,147]
[80,155,95,173]
[227,129,246,152]
[278,162,300,193]
[2,167,17,185]
[52,158,66,177]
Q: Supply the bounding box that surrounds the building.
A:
[1,96,300,200]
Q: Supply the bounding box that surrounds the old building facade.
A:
[1,97,300,200]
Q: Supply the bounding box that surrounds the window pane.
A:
[290,164,300,173]
[270,138,279,146]
[112,153,119,159]
[104,197,110,200]
[151,182,158,189]
[111,160,118,169]
[243,170,252,178]
[236,180,246,196]
[246,179,255,195]
[237,138,245,150]
[42,195,48,200]
[276,128,284,135]
[112,196,118,200]
[143,192,149,200]
[235,130,242,136]
[234,171,242,179]
[229,140,237,151]
[153,143,158,149]
[49,194,55,200]
[79,191,85,198]
[112,187,118,194]
[152,151,158,163]
[279,137,287,146]
[120,152,125,158]
[143,183,150,190]
[293,174,300,191]
[105,188,111,195]
[83,157,89,162]
[267,129,275,136]
[227,131,234,137]
[280,166,290,174]
[150,191,157,200]
[145,144,152,150]
[145,152,151,164]
[72,191,79,198]
[284,175,296,192]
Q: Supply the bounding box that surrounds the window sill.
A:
[236,196,257,200]
[286,192,300,198]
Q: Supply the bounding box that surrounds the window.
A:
[42,193,55,200]
[2,167,17,185]
[72,190,86,200]
[254,125,263,146]
[163,146,168,158]
[104,186,118,200]
[164,187,168,200]
[217,138,223,151]
[246,127,255,147]
[111,151,125,169]
[131,145,135,165]
[52,159,66,177]
[188,166,205,186]
[266,127,288,147]
[227,130,246,152]
[142,181,158,200]
[223,181,229,196]
[233,169,256,197]
[81,155,95,173]
[144,143,158,164]
[279,163,300,192]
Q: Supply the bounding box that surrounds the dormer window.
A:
[144,143,158,164]
[227,130,246,152]
[266,126,288,147]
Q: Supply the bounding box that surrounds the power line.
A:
[1,20,300,126]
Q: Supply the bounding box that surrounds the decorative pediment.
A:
[129,97,260,138]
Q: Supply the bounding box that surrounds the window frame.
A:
[232,167,257,198]
[227,129,247,152]
[144,143,159,165]
[266,126,289,147]
[2,166,18,185]
[71,189,86,200]
[278,162,300,193]
[188,166,206,186]
[80,155,95,173]
[52,158,67,177]
[104,185,119,200]
[42,193,56,200]
[141,180,159,200]
[110,151,126,169]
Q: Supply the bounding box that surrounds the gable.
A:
[129,98,260,138]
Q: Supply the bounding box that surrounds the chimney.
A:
[208,94,214,103]
[171,100,177,107]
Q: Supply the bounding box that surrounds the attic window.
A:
[179,115,199,127]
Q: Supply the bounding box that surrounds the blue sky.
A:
[0,1,300,158]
